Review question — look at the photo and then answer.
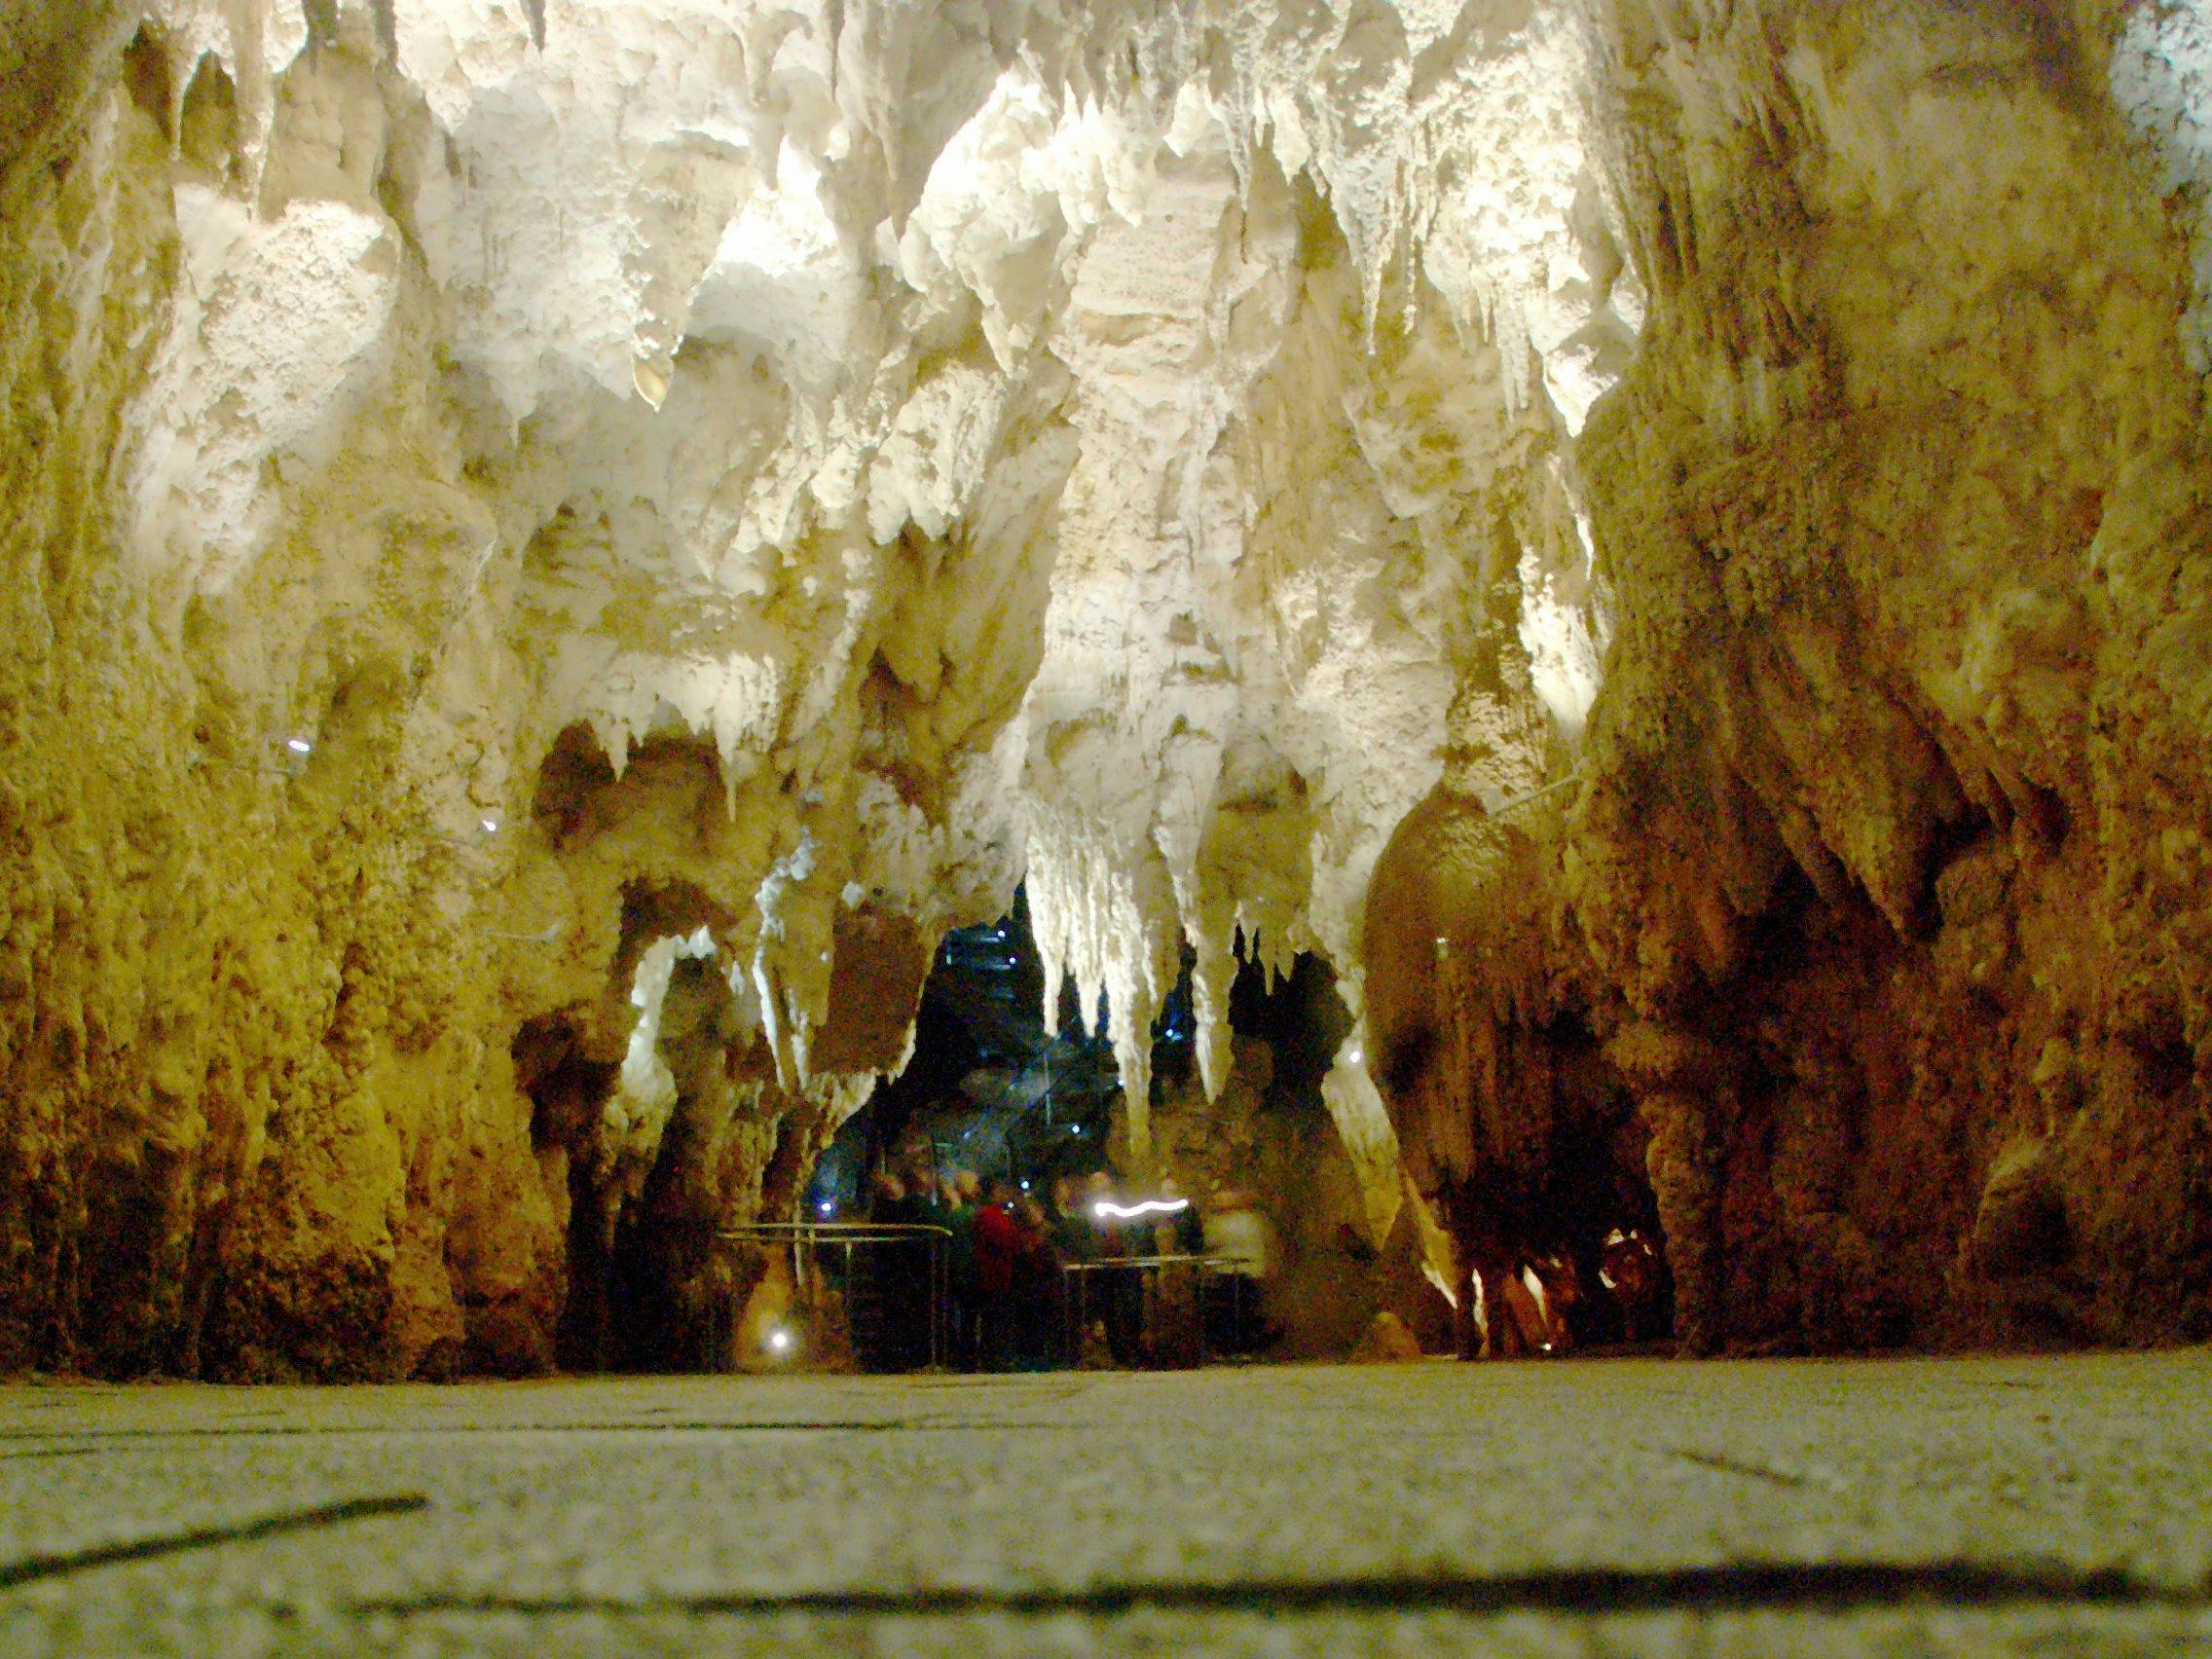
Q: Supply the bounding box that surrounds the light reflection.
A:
[1091,1198,1190,1221]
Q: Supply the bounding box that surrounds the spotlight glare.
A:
[1092,1198,1191,1221]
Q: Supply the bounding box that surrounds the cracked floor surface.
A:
[2,1352,2210,1655]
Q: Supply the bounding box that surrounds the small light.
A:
[766,1327,793,1355]
[1070,1125,1082,1136]
[1092,1201,1110,1220]
[818,1200,834,1216]
[480,816,501,835]
[285,737,313,756]
[1019,1180,1031,1191]
[1347,1047,1363,1064]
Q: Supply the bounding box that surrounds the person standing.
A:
[1086,1171,1144,1366]
[1011,1191,1059,1369]
[1204,1188,1281,1355]
[1148,1176,1205,1369]
[940,1170,981,1371]
[1154,1175,1206,1255]
[1047,1175,1096,1364]
[972,1179,1022,1371]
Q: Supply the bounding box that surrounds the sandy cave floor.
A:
[1,1353,2210,1655]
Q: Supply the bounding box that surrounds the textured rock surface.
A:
[1132,984,1457,1359]
[1,0,2208,1375]
[1368,0,2212,1354]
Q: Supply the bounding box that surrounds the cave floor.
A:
[2,1352,2210,1656]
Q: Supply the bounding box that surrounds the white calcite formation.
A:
[2,0,2208,1375]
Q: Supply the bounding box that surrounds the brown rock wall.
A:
[1369,0,2212,1355]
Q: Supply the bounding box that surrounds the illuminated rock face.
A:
[1368,2,2212,1355]
[0,0,2205,1375]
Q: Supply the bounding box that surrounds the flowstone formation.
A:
[0,0,2206,1377]
[1367,0,2212,1354]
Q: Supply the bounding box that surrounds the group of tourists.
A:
[831,1154,1666,1369]
[854,1162,1254,1373]
[1463,1226,1669,1358]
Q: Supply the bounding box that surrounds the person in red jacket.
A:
[971,1180,1023,1371]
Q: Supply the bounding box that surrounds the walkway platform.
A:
[2,1353,2209,1653]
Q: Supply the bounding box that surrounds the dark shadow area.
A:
[810,888,1132,1211]
[0,1495,429,1591]
[512,873,762,1377]
[346,1559,2208,1621]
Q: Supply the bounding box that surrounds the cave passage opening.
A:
[808,887,1158,1219]
[780,893,1469,1372]
[498,720,1680,1379]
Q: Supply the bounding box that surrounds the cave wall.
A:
[1131,955,1457,1357]
[0,0,1616,1377]
[1368,0,2212,1354]
[3,0,2210,1376]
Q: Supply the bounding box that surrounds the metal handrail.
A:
[720,1222,954,1243]
[1060,1253,1232,1272]
[719,1221,954,1371]
[1059,1251,1233,1369]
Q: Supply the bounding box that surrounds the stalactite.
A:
[3,0,2210,1375]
